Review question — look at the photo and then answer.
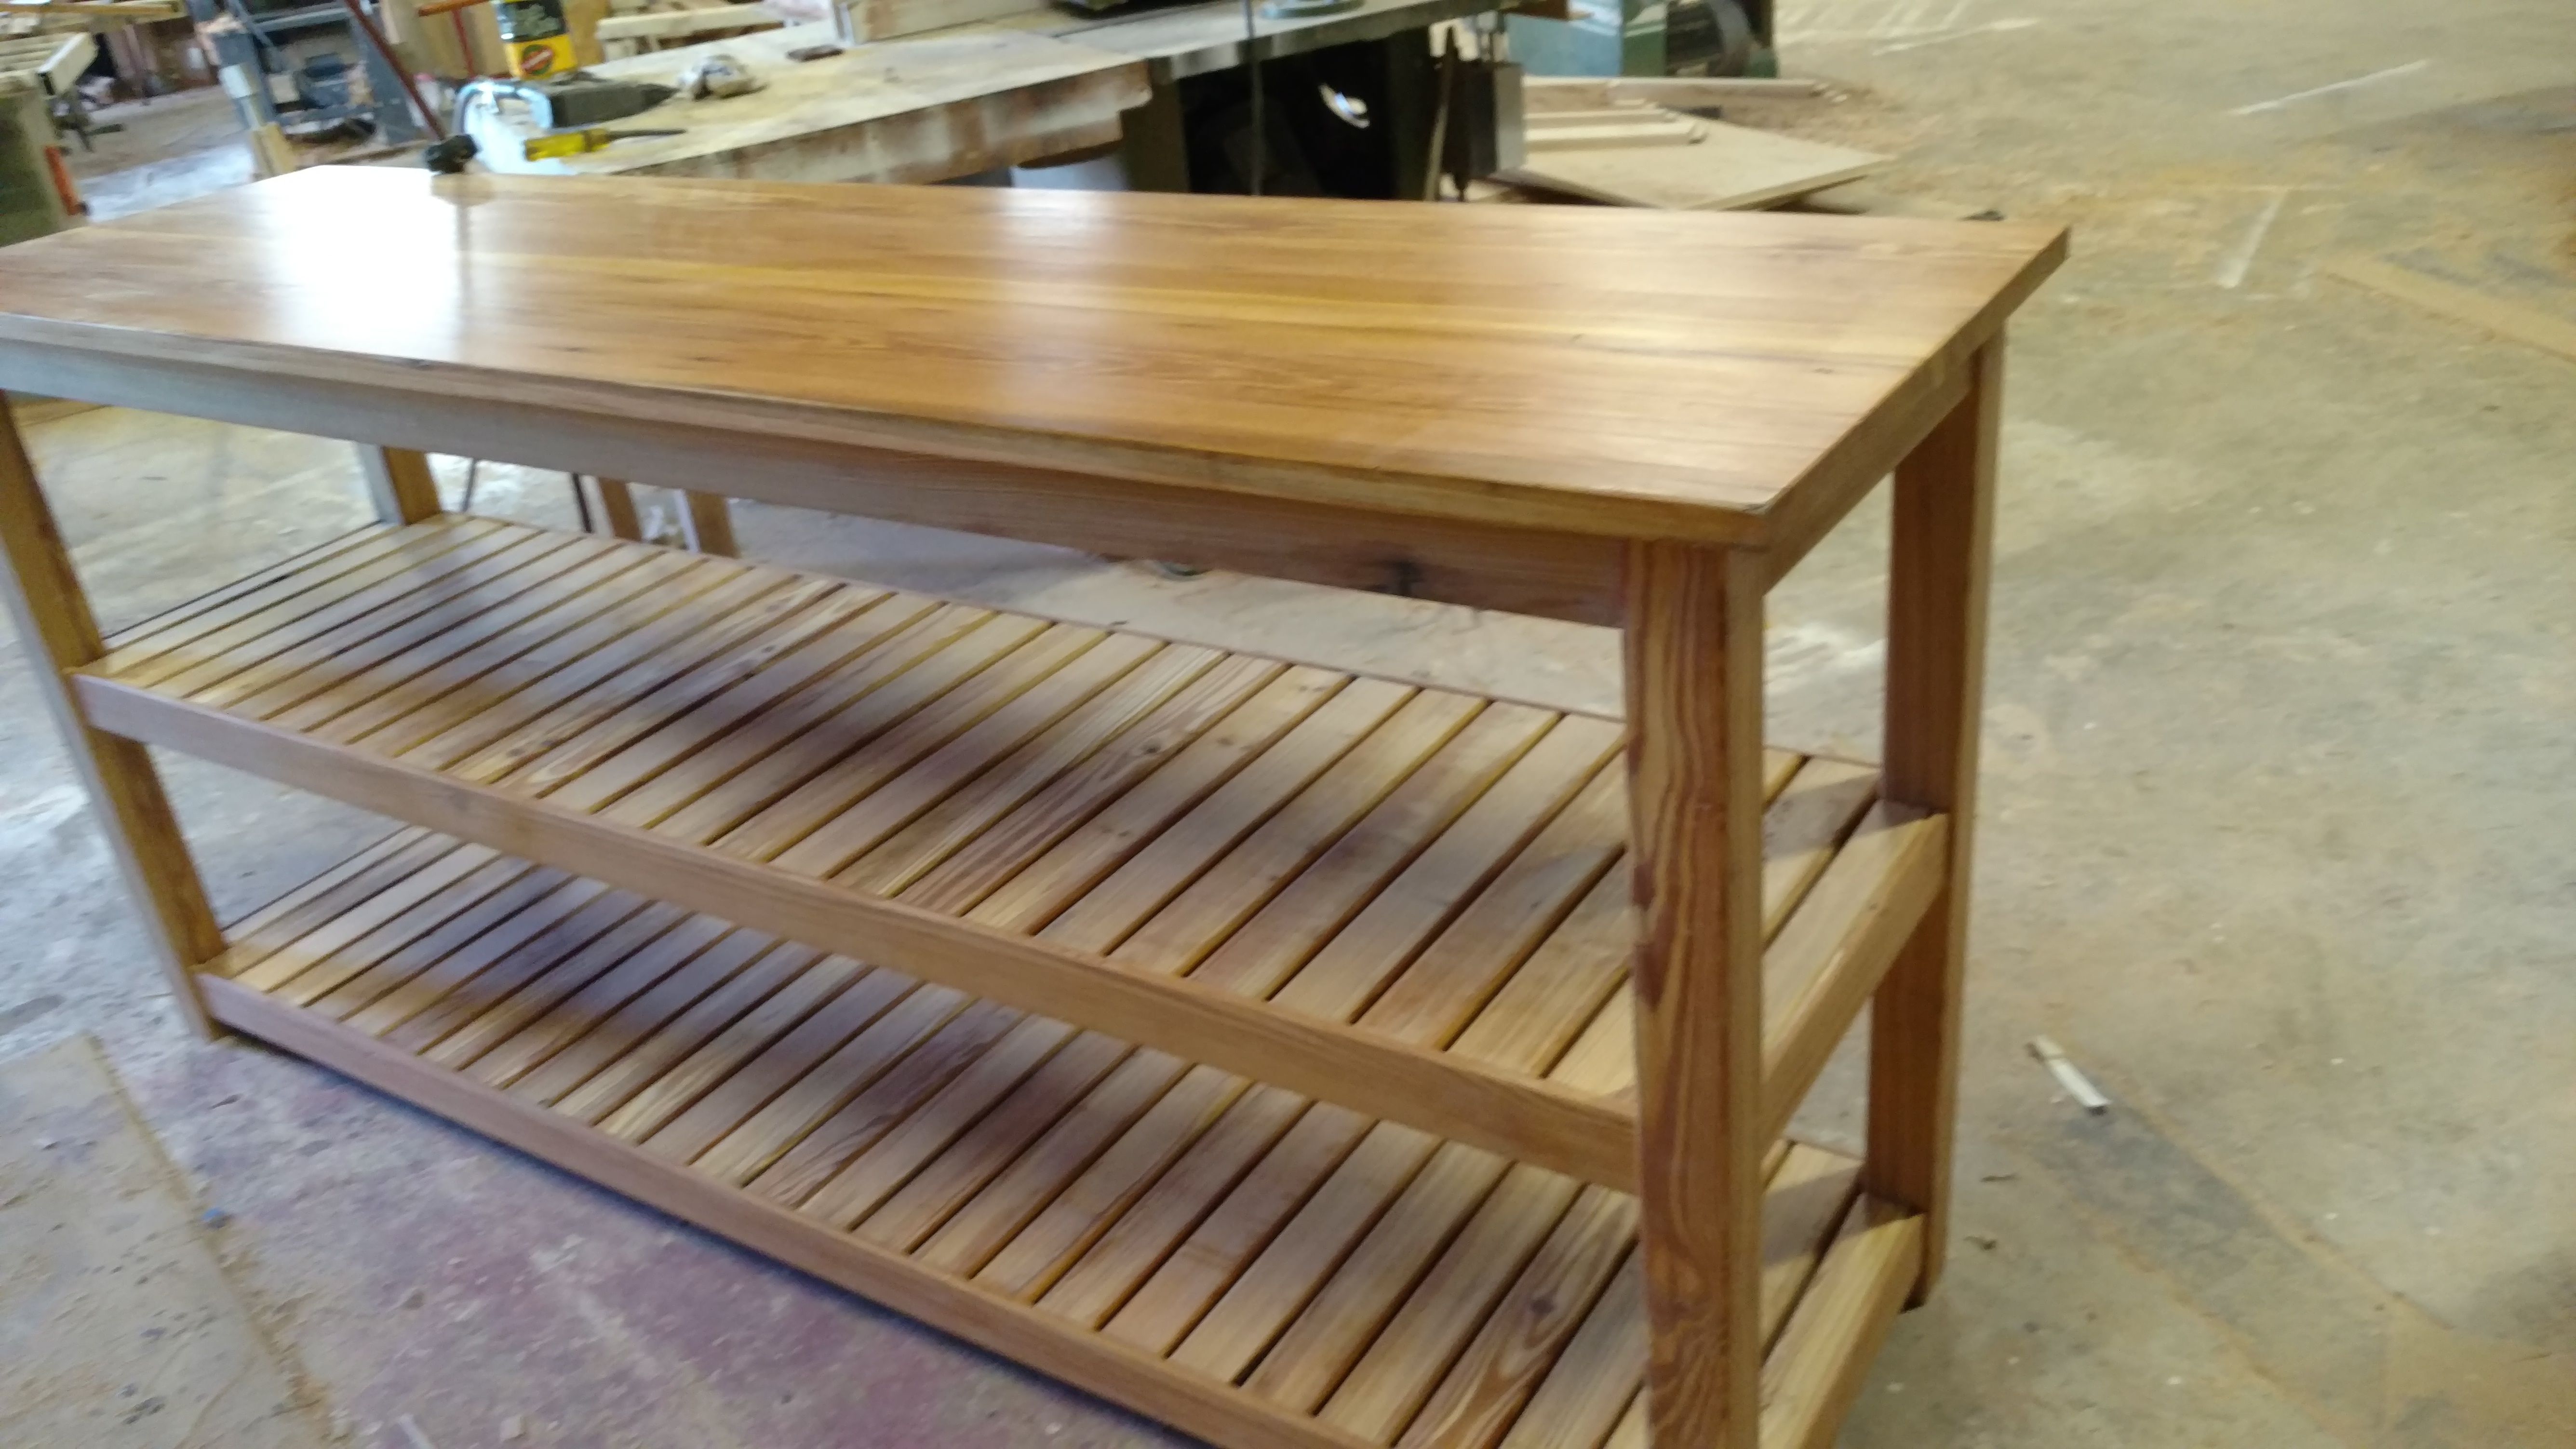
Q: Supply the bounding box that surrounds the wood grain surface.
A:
[189,818,1908,1449]
[0,169,2063,548]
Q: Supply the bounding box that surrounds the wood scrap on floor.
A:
[2324,254,2576,363]
[1790,180,1999,221]
[1524,106,1706,151]
[1497,98,1886,211]
[1524,74,1825,114]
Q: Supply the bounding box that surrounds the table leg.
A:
[1866,336,2002,1301]
[681,490,739,557]
[0,402,225,1037]
[592,477,645,541]
[355,445,442,523]
[1623,540,1766,1448]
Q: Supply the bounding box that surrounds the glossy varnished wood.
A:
[1621,542,1765,1447]
[0,180,2051,1449]
[0,169,2062,557]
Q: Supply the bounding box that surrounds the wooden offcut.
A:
[1500,117,1887,211]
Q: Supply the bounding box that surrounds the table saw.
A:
[457,0,1503,195]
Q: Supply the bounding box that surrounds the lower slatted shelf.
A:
[206,833,1921,1449]
[80,518,1945,1190]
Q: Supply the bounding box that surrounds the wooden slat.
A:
[104,518,502,688]
[642,962,931,1163]
[459,912,761,1086]
[101,525,377,653]
[154,525,541,703]
[498,584,901,798]
[742,682,1436,1212]
[272,860,575,1009]
[1137,768,1649,1380]
[96,520,462,680]
[1253,1006,1647,1428]
[650,657,1306,1179]
[218,828,450,967]
[540,592,942,815]
[195,530,588,714]
[591,478,645,541]
[443,571,845,784]
[228,842,507,993]
[836,652,1276,901]
[1486,1142,1854,1449]
[882,704,1558,1267]
[1100,733,1843,1403]
[567,946,852,1129]
[760,633,1174,878]
[1388,1183,1636,1448]
[1049,752,1631,1344]
[685,668,1343,1190]
[405,904,738,1061]
[810,692,1510,1241]
[271,540,659,735]
[389,559,772,767]
[315,878,630,1031]
[602,604,1021,832]
[310,546,712,748]
[682,615,1077,855]
[95,522,1944,1243]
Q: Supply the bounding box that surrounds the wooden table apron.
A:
[0,174,2059,1449]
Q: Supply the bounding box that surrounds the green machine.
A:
[0,75,73,248]
[1507,0,1771,80]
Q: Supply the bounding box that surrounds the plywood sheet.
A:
[1500,119,1888,211]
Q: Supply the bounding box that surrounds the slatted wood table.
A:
[0,168,2061,1449]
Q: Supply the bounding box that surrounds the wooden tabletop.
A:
[0,168,2062,545]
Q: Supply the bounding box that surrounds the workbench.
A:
[0,168,2061,1449]
[460,0,1492,184]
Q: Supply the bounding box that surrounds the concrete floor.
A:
[5,0,2575,1444]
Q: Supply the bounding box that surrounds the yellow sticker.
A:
[510,37,576,78]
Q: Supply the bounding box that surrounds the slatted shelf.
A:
[79,517,1943,1193]
[203,832,1921,1449]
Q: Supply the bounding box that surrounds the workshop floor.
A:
[5,0,2574,1445]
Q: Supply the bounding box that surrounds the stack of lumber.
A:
[0,0,181,32]
[0,27,89,90]
[1495,77,1887,212]
[596,0,782,58]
